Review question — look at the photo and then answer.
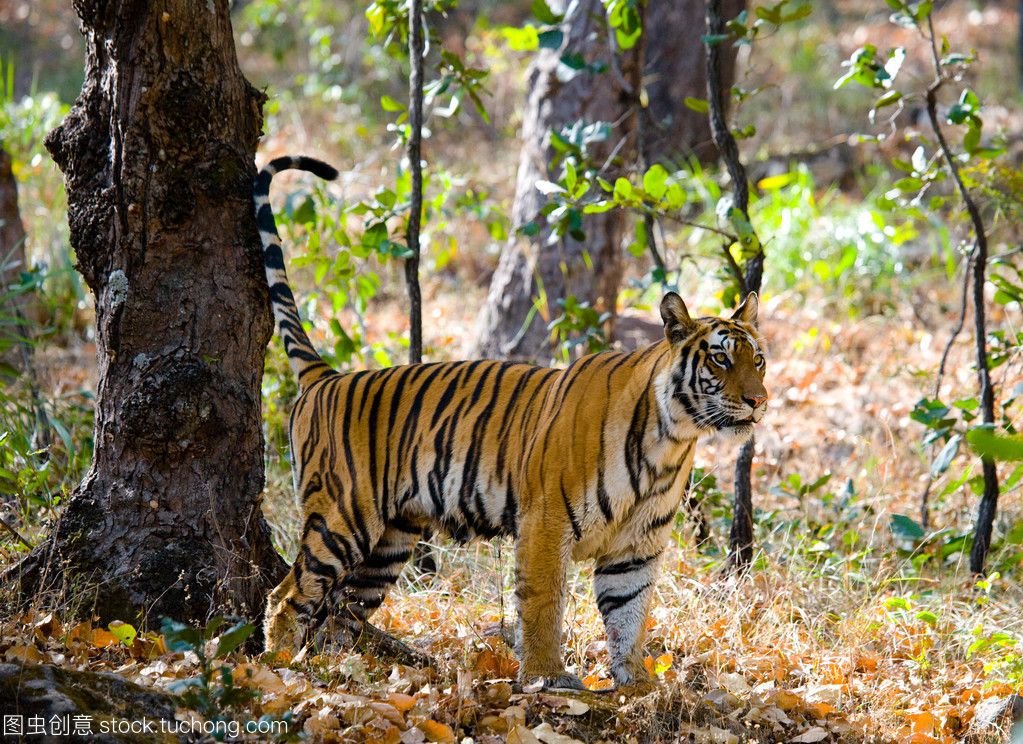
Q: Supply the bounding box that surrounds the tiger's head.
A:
[657,291,768,441]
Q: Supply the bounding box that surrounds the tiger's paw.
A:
[611,657,654,691]
[545,672,587,691]
[516,671,587,693]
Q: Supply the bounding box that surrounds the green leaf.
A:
[700,33,731,46]
[537,29,564,49]
[885,596,911,611]
[108,621,137,647]
[781,3,813,23]
[161,617,202,653]
[890,513,925,541]
[873,89,903,109]
[215,623,255,658]
[380,95,405,112]
[683,96,710,113]
[613,177,633,202]
[757,172,796,190]
[502,26,540,51]
[963,124,981,154]
[893,176,923,192]
[642,164,668,200]
[915,610,938,626]
[931,434,961,477]
[966,428,1023,462]
[291,195,317,225]
[531,0,563,25]
[520,220,541,237]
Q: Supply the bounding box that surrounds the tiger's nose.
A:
[743,394,768,409]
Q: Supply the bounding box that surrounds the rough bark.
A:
[472,0,639,362]
[13,0,286,629]
[643,0,744,165]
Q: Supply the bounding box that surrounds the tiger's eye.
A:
[753,354,765,367]
[712,352,730,367]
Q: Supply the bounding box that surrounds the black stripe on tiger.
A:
[594,552,661,576]
[597,582,651,616]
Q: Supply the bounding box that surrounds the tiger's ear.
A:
[660,292,695,345]
[731,292,759,325]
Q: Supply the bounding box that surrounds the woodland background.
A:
[1,0,1023,742]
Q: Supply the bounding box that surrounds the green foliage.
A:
[547,294,611,362]
[722,1,813,47]
[500,0,566,52]
[161,618,293,741]
[602,0,643,50]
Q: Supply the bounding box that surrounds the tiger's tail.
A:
[253,156,339,390]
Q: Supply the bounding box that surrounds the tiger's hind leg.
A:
[264,507,383,655]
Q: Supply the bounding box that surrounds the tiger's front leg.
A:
[514,511,584,691]
[593,551,662,687]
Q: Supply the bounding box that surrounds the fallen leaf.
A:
[365,723,402,744]
[90,628,119,649]
[388,692,417,713]
[400,728,427,744]
[789,726,828,743]
[531,721,584,744]
[5,645,44,663]
[234,663,286,694]
[508,726,542,744]
[583,673,613,691]
[304,707,340,737]
[767,688,804,712]
[905,711,938,734]
[418,719,455,744]
[718,671,751,695]
[900,734,940,744]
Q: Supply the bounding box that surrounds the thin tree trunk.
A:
[405,0,438,574]
[0,146,49,452]
[705,0,761,572]
[11,0,286,630]
[473,0,639,362]
[405,0,425,366]
[0,148,28,305]
[0,146,33,357]
[921,15,999,574]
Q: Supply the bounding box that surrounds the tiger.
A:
[253,156,769,690]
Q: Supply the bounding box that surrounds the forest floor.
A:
[5,287,1023,743]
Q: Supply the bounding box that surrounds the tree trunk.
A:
[644,0,745,165]
[14,0,286,629]
[473,0,744,362]
[472,0,639,362]
[0,147,29,304]
[0,145,50,453]
[1,145,33,374]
